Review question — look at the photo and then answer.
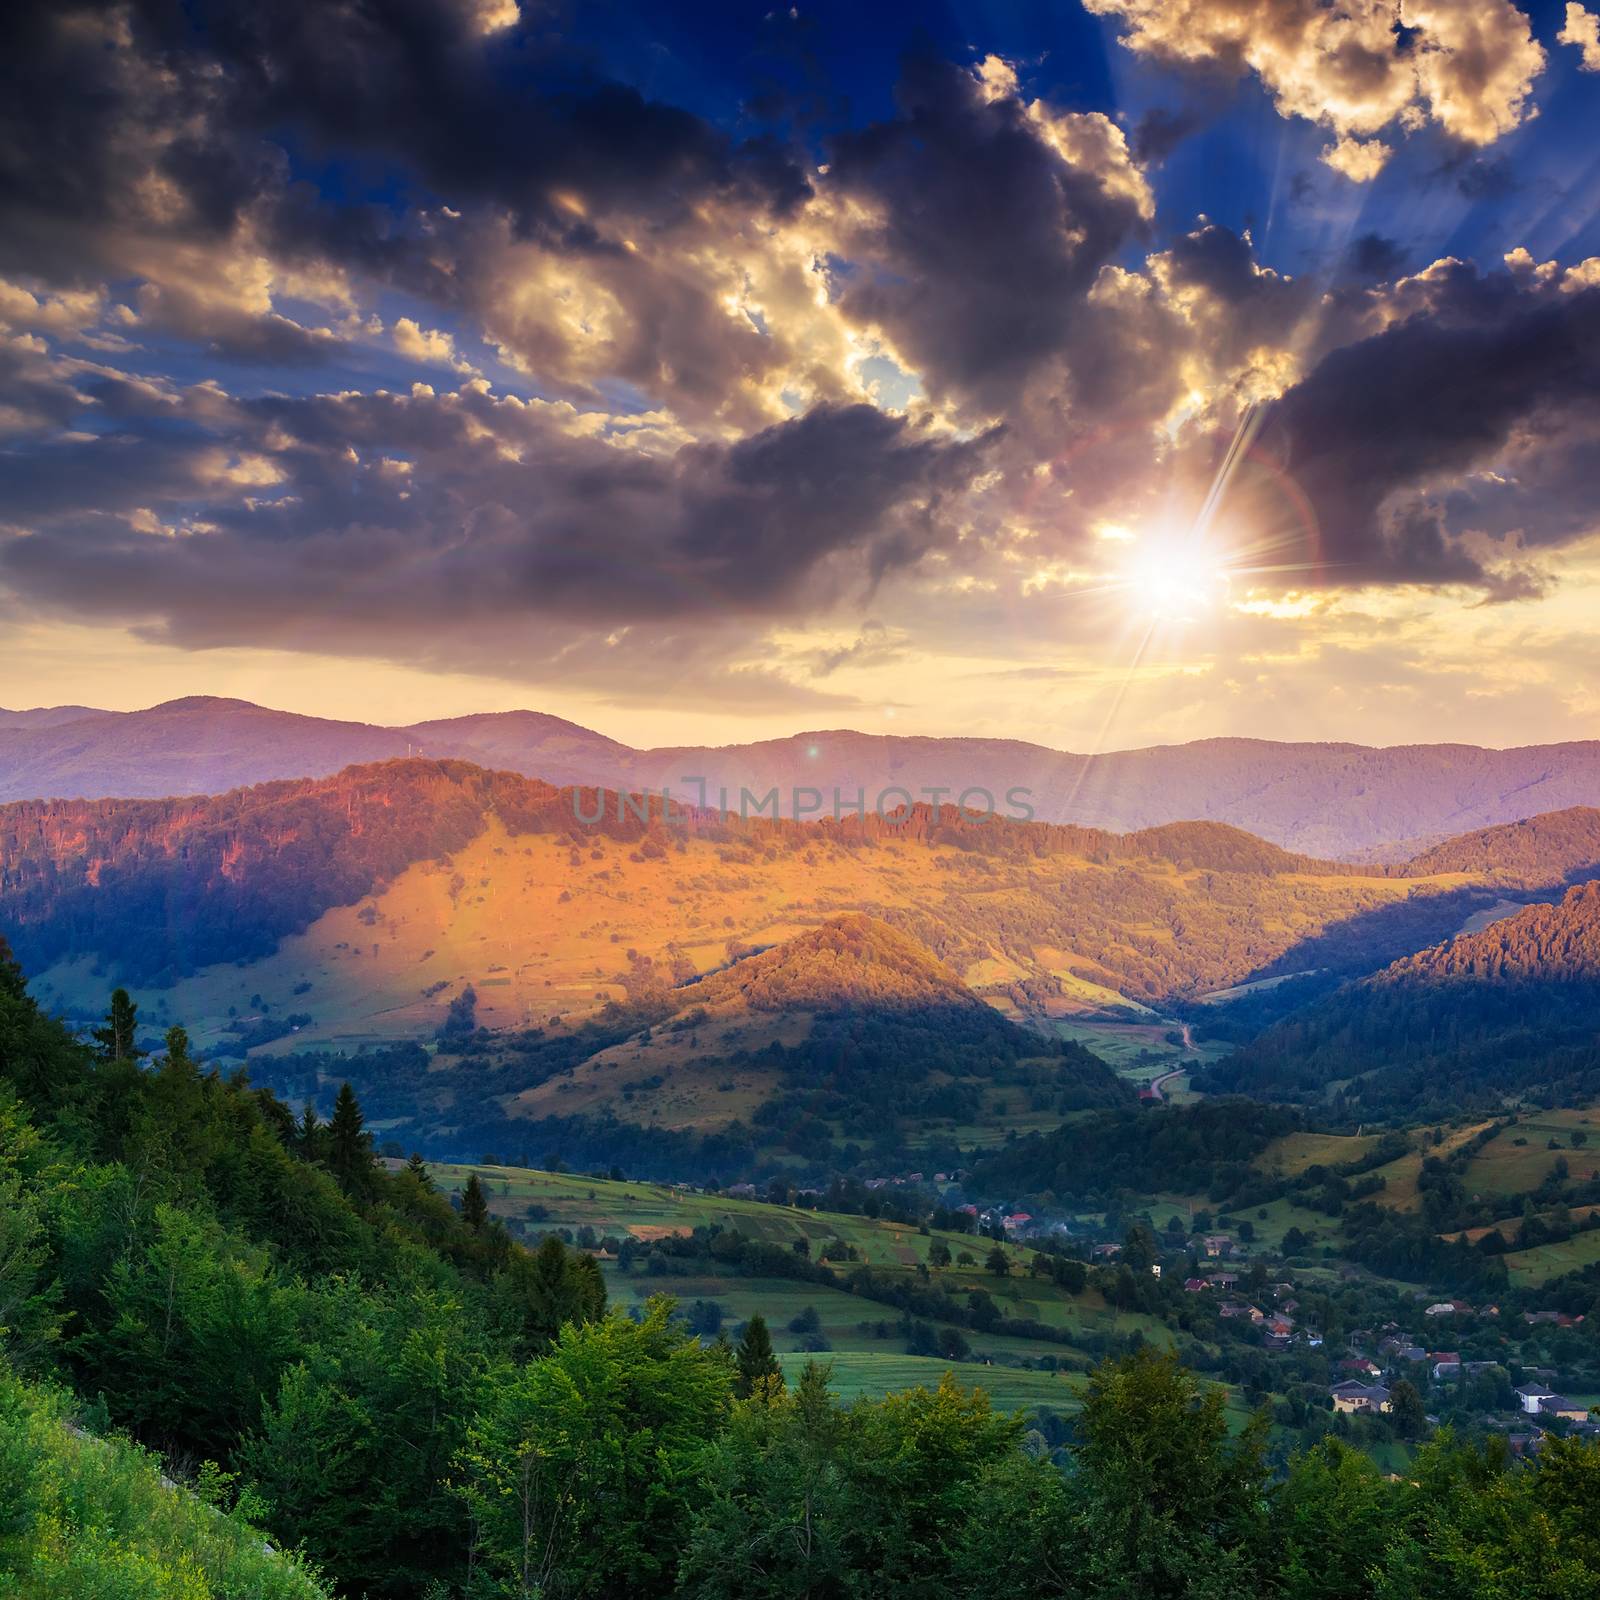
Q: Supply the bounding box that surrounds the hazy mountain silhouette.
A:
[3,695,1600,857]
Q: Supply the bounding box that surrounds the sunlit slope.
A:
[497,913,1125,1137]
[24,792,1494,1057]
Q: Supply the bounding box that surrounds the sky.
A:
[2,0,1599,752]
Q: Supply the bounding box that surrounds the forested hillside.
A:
[0,759,664,981]
[2,758,1498,1011]
[6,934,1600,1597]
[1405,806,1600,885]
[1203,883,1600,1117]
[463,915,1131,1174]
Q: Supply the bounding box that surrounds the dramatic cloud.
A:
[823,54,1153,416]
[0,336,990,687]
[1240,258,1600,588]
[0,1,1597,737]
[1561,4,1600,70]
[1086,0,1546,178]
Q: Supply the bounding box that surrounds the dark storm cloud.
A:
[1131,106,1207,163]
[0,367,991,655]
[824,55,1151,414]
[0,1,808,365]
[1248,268,1600,587]
[0,2,806,249]
[1342,233,1407,282]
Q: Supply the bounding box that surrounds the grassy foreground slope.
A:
[0,1366,327,1600]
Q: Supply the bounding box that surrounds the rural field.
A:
[426,1160,1179,1408]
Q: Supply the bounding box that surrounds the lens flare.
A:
[1117,536,1232,620]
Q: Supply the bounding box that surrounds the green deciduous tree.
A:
[456,1298,731,1598]
[1071,1346,1270,1599]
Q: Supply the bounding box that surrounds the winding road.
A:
[1145,1022,1196,1100]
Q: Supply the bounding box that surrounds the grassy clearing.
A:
[427,1162,1039,1271]
[780,1352,1084,1412]
[1257,1131,1384,1179]
[1460,1112,1600,1197]
[0,1366,327,1600]
[1361,1123,1494,1213]
[1500,1229,1600,1286]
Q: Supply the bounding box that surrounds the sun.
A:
[1118,536,1232,620]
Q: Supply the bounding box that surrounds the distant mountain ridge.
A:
[3,695,1600,857]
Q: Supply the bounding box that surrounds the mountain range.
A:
[5,695,1600,857]
[10,750,1600,1163]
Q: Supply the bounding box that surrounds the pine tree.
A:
[93,988,144,1063]
[404,1151,433,1190]
[735,1313,783,1400]
[298,1101,323,1161]
[461,1172,489,1232]
[327,1082,373,1197]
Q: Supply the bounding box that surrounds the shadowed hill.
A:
[1202,882,1600,1117]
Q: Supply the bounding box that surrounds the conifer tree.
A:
[404,1151,433,1190]
[93,988,144,1063]
[327,1082,373,1197]
[298,1101,323,1161]
[735,1313,783,1400]
[461,1172,489,1232]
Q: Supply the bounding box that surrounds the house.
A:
[1183,1277,1209,1293]
[1424,1302,1457,1317]
[1266,1314,1295,1338]
[1331,1381,1392,1415]
[1339,1357,1382,1378]
[1202,1234,1233,1257]
[1431,1355,1462,1380]
[1524,1310,1584,1328]
[1001,1213,1032,1231]
[1219,1302,1263,1322]
[1538,1396,1592,1423]
[1395,1345,1427,1364]
[1092,1242,1122,1260]
[1207,1272,1239,1289]
[1150,1263,1162,1278]
[1516,1385,1559,1415]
